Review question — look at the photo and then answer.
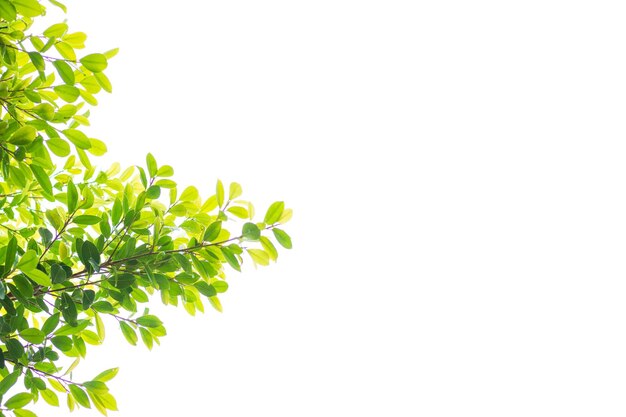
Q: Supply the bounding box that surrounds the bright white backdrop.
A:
[32,0,626,416]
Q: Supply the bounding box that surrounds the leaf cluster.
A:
[0,1,293,415]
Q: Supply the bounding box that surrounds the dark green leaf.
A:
[194,281,216,297]
[52,59,75,85]
[68,384,90,408]
[272,228,292,249]
[242,222,260,241]
[203,221,221,242]
[220,247,241,272]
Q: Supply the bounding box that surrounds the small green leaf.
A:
[260,236,278,261]
[272,228,292,249]
[63,129,91,149]
[52,60,75,85]
[4,236,17,273]
[30,164,52,196]
[23,269,51,286]
[248,248,270,266]
[54,85,80,102]
[4,392,33,409]
[19,328,45,344]
[242,222,260,241]
[67,181,78,212]
[44,22,68,38]
[146,153,157,177]
[216,179,224,207]
[80,53,107,72]
[136,315,162,328]
[203,221,221,242]
[42,313,60,335]
[0,0,17,21]
[93,368,118,383]
[73,215,102,225]
[220,246,240,272]
[264,201,285,224]
[229,182,242,199]
[194,281,216,297]
[68,384,90,408]
[0,371,20,395]
[7,125,37,146]
[146,185,160,199]
[47,137,71,157]
[119,321,137,346]
[16,250,38,271]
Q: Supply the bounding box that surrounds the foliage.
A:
[0,0,292,415]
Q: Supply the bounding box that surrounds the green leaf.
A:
[248,248,270,266]
[16,250,38,271]
[229,182,242,199]
[242,222,260,241]
[220,247,240,272]
[4,236,17,273]
[54,85,80,102]
[49,0,67,12]
[67,181,78,212]
[80,53,107,72]
[52,60,75,85]
[146,153,157,177]
[40,388,59,407]
[54,319,90,336]
[260,236,278,261]
[23,269,51,286]
[19,328,45,344]
[216,179,224,207]
[227,206,249,219]
[51,335,72,351]
[93,368,118,383]
[68,384,90,408]
[264,201,285,224]
[4,392,33,409]
[8,126,37,146]
[0,371,20,395]
[272,228,292,249]
[146,185,160,199]
[136,315,162,328]
[44,23,68,37]
[194,281,217,297]
[63,129,91,149]
[27,51,45,74]
[94,72,112,93]
[203,221,222,242]
[14,407,39,417]
[12,0,44,17]
[0,0,16,21]
[119,321,137,346]
[55,44,76,63]
[73,215,102,225]
[212,280,228,293]
[30,164,52,196]
[47,137,71,157]
[209,296,223,312]
[42,313,60,335]
[139,327,153,350]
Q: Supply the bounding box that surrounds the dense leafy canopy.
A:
[0,0,292,415]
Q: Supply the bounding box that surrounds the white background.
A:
[33,0,626,415]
